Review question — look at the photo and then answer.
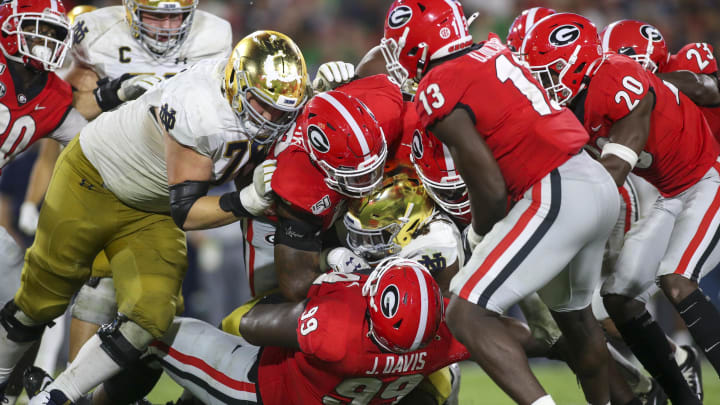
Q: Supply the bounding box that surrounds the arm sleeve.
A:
[49,108,88,146]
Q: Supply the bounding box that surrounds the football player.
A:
[383,1,624,404]
[522,12,720,404]
[506,6,557,53]
[0,31,308,405]
[17,0,234,365]
[0,1,85,402]
[240,75,403,300]
[600,19,710,400]
[110,258,466,405]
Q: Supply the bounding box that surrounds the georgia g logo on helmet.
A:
[307,125,330,153]
[411,130,424,160]
[388,5,413,29]
[549,25,581,47]
[639,25,663,42]
[380,285,400,318]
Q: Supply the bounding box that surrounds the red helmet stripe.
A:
[316,92,371,155]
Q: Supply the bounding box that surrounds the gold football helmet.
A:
[123,0,197,57]
[67,5,96,24]
[345,173,436,263]
[223,30,309,144]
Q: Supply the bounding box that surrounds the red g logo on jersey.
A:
[380,285,400,318]
[307,125,330,153]
[549,25,581,47]
[387,5,412,29]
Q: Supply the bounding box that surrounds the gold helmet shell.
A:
[123,0,197,57]
[344,173,436,263]
[223,30,309,144]
[67,5,97,24]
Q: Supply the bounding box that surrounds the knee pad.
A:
[0,301,49,343]
[103,358,162,404]
[98,315,153,368]
[71,278,117,325]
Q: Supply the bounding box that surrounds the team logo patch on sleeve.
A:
[380,285,400,318]
[388,5,413,29]
[311,195,331,215]
[159,103,177,131]
[549,25,581,47]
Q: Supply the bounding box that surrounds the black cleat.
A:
[22,366,53,399]
[678,345,703,401]
[637,378,668,405]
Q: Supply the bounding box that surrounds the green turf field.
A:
[146,360,718,404]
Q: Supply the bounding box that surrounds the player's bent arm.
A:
[23,139,60,205]
[274,203,324,302]
[165,132,237,231]
[657,71,720,106]
[65,63,103,120]
[601,93,654,187]
[239,300,305,349]
[429,108,507,237]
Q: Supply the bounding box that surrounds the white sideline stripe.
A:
[316,92,370,155]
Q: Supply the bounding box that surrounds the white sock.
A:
[34,313,67,375]
[674,345,688,365]
[0,314,43,383]
[46,335,122,401]
[530,395,556,405]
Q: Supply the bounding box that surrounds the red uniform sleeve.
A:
[415,65,466,129]
[338,75,405,147]
[590,55,654,122]
[296,295,352,363]
[664,43,718,75]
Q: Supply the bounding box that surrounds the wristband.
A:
[600,142,638,169]
[219,191,252,218]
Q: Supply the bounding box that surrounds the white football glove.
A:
[238,159,277,217]
[462,225,484,253]
[117,74,163,102]
[253,159,276,199]
[326,247,370,274]
[18,201,39,236]
[312,61,355,92]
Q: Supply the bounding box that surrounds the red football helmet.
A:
[380,0,473,85]
[304,90,387,198]
[0,0,71,71]
[410,128,469,216]
[506,6,556,52]
[521,12,603,105]
[362,257,444,353]
[600,20,669,73]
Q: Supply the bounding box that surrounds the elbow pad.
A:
[169,180,209,229]
[275,217,323,251]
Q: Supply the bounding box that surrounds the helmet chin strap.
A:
[416,43,428,80]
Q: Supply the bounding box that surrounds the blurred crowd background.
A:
[2,0,719,355]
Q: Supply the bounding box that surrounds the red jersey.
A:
[579,53,719,197]
[0,54,73,170]
[415,33,588,201]
[660,43,720,140]
[257,272,469,405]
[271,75,404,229]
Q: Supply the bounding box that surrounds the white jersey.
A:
[400,211,463,273]
[79,59,257,213]
[71,6,232,79]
